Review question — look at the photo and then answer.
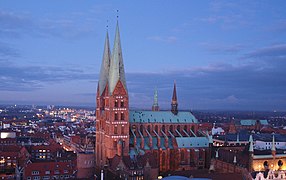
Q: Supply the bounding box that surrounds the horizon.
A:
[1,1,286,111]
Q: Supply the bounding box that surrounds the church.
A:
[95,21,211,179]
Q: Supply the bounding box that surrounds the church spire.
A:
[152,87,159,111]
[171,81,178,115]
[271,134,276,157]
[109,20,127,94]
[98,31,111,95]
[249,134,254,152]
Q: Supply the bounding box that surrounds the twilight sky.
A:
[1,0,286,111]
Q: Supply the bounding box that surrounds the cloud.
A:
[0,63,96,91]
[147,36,178,44]
[200,42,245,53]
[244,44,286,59]
[0,42,19,58]
[0,10,96,39]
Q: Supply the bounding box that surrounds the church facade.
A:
[95,21,211,179]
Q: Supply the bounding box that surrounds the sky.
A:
[0,0,286,111]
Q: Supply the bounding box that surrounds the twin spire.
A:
[98,21,127,95]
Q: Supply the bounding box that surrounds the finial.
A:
[117,10,119,19]
[106,20,109,30]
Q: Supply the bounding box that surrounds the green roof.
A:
[129,111,198,124]
[175,137,209,148]
[239,119,268,126]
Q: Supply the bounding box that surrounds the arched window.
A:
[114,112,118,121]
[181,150,185,162]
[120,100,124,107]
[169,125,173,133]
[162,152,166,166]
[155,125,158,132]
[115,100,118,107]
[191,126,195,134]
[121,126,124,135]
[177,125,181,132]
[184,125,187,131]
[120,112,124,120]
[114,126,118,134]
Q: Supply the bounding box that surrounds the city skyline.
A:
[1,1,286,110]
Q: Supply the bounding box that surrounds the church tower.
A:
[171,82,178,115]
[152,88,159,111]
[96,21,129,168]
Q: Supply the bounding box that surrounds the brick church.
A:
[95,21,211,179]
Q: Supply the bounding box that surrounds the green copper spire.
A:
[249,134,254,152]
[109,20,127,94]
[98,31,111,95]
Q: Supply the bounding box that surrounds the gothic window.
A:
[162,152,166,166]
[169,125,173,133]
[191,126,195,134]
[155,125,158,133]
[115,101,118,107]
[177,125,181,132]
[115,113,118,121]
[120,100,124,107]
[181,150,185,162]
[121,126,124,135]
[162,125,165,132]
[120,112,124,120]
[114,126,118,134]
[184,125,187,131]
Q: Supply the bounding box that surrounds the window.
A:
[33,176,40,180]
[114,126,118,134]
[45,170,50,175]
[120,112,124,120]
[121,126,125,135]
[32,171,39,175]
[27,177,31,180]
[115,113,118,121]
[54,170,60,174]
[64,170,69,174]
[120,100,124,107]
[115,101,118,107]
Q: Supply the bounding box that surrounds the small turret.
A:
[171,82,178,115]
